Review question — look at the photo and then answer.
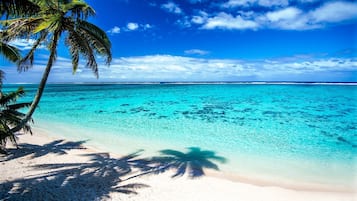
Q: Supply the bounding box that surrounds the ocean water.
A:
[3,84,357,189]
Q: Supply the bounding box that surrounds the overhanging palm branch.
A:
[0,0,112,133]
[0,41,21,63]
[0,0,40,19]
[0,87,32,153]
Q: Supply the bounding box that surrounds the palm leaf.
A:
[65,22,98,76]
[1,0,111,137]
[77,20,112,64]
[0,87,32,150]
[0,41,21,63]
[0,0,40,19]
[1,17,44,39]
[62,1,95,19]
[0,87,25,106]
[18,31,48,72]
[7,102,32,110]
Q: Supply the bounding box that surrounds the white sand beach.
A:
[1,129,355,201]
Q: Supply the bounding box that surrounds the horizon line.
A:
[3,81,357,85]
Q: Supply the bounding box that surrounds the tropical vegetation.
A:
[0,33,30,154]
[0,0,112,134]
[0,87,32,154]
[0,40,21,64]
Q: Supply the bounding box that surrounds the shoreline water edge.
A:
[1,84,356,200]
[0,127,355,201]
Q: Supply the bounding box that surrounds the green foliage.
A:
[1,0,112,76]
[0,0,40,19]
[0,87,32,153]
[0,41,21,63]
[0,0,112,134]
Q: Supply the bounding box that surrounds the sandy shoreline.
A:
[1,129,355,201]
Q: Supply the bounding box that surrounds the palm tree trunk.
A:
[11,33,59,133]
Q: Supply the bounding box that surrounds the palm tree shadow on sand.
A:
[1,149,149,201]
[1,141,226,200]
[0,139,87,162]
[127,147,227,180]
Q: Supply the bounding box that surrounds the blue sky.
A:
[1,0,357,83]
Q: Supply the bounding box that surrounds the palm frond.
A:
[0,87,32,149]
[0,41,21,63]
[63,0,95,19]
[0,121,17,146]
[77,20,112,64]
[7,102,32,110]
[0,0,40,19]
[1,17,44,40]
[0,87,25,106]
[65,22,98,76]
[18,31,48,72]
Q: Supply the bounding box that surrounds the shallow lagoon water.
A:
[4,84,356,189]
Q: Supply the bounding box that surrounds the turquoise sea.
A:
[3,84,357,190]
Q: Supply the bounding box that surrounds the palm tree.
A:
[0,87,32,153]
[1,0,112,132]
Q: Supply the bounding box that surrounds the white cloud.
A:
[262,1,357,30]
[191,11,208,24]
[202,12,259,30]
[107,26,121,34]
[264,7,316,30]
[2,54,356,82]
[310,1,357,23]
[197,1,357,31]
[222,0,256,8]
[144,24,152,29]
[184,49,210,55]
[124,23,152,31]
[266,7,301,22]
[258,0,289,7]
[88,56,357,81]
[161,1,182,14]
[127,23,139,31]
[8,39,46,50]
[191,16,206,24]
[222,0,288,8]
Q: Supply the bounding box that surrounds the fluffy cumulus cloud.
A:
[127,22,139,31]
[202,12,259,30]
[3,54,356,82]
[264,1,357,30]
[264,7,313,30]
[107,26,121,34]
[8,39,46,50]
[107,23,152,34]
[266,7,301,22]
[310,1,357,23]
[186,0,357,30]
[161,1,182,14]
